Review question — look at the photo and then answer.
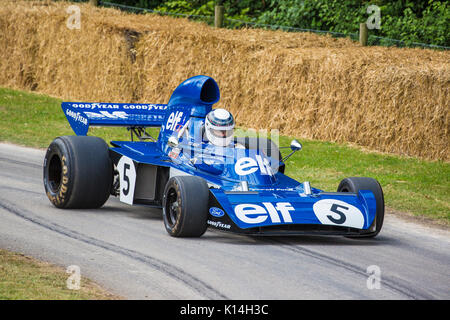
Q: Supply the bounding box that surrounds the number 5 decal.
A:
[313,199,364,229]
[117,156,136,205]
[328,203,348,224]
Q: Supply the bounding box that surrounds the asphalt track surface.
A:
[0,143,448,300]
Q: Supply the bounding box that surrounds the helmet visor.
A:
[210,128,234,139]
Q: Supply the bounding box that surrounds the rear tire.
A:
[43,136,112,209]
[337,177,384,238]
[162,176,209,237]
[234,137,284,174]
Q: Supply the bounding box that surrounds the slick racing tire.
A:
[337,177,384,238]
[43,135,112,209]
[234,137,285,174]
[162,176,209,237]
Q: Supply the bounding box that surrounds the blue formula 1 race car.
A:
[43,75,384,238]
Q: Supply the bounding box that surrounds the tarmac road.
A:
[0,142,448,299]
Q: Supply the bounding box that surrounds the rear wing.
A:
[62,102,168,135]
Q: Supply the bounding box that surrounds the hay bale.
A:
[0,1,448,161]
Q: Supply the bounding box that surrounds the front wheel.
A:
[162,176,209,237]
[337,177,385,238]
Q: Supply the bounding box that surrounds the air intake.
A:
[167,75,220,117]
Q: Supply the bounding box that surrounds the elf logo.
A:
[166,111,184,131]
[235,155,273,176]
[234,202,295,224]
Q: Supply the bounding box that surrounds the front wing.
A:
[207,189,378,236]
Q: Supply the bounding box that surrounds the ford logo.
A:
[209,207,225,217]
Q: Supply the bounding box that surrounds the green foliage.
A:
[380,1,449,46]
[258,0,363,32]
[155,0,214,15]
[257,0,449,46]
[154,0,256,26]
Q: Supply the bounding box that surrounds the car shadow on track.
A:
[203,229,395,247]
[89,197,163,221]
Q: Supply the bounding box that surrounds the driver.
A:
[204,108,236,147]
[187,108,246,173]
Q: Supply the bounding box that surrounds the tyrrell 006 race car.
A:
[43,75,384,238]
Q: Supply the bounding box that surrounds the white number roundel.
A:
[313,199,365,229]
[117,156,136,205]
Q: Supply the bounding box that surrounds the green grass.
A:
[0,87,449,225]
[0,249,119,299]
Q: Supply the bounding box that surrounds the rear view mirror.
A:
[281,139,303,163]
[290,139,302,151]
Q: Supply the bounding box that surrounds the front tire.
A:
[337,177,385,238]
[43,136,112,209]
[162,176,209,237]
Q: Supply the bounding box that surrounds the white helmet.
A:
[205,108,235,147]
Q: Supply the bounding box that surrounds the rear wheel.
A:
[162,176,209,237]
[337,177,384,238]
[43,136,112,209]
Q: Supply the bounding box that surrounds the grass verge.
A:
[0,249,119,299]
[0,87,448,225]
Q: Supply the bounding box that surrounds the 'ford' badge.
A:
[209,207,225,217]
